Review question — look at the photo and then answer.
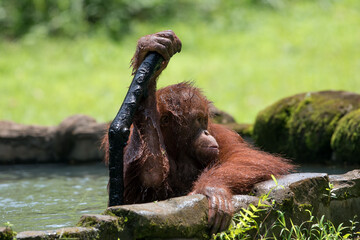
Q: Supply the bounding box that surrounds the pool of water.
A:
[0,162,357,233]
[299,164,357,175]
[0,163,108,232]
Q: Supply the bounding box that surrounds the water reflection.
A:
[0,163,108,232]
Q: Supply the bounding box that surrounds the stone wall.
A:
[0,115,106,164]
[0,110,248,164]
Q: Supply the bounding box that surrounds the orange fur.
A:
[192,123,294,195]
[102,83,295,203]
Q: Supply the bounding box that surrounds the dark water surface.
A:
[0,163,108,232]
[0,163,356,232]
[299,164,357,175]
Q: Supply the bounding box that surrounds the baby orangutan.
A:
[102,30,294,234]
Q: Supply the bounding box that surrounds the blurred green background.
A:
[0,0,359,125]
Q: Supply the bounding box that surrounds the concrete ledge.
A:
[16,227,98,240]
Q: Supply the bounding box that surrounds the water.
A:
[299,164,357,175]
[0,163,108,232]
[0,162,356,233]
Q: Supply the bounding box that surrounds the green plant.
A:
[3,221,13,228]
[214,176,360,239]
[2,221,17,238]
[214,175,281,239]
[274,211,359,239]
[323,182,337,203]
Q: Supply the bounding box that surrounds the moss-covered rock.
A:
[104,194,209,239]
[252,173,330,233]
[289,91,360,161]
[331,109,360,163]
[78,214,121,239]
[254,91,360,162]
[253,93,305,155]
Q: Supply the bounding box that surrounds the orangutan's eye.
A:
[196,115,207,126]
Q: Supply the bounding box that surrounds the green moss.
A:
[331,109,360,163]
[254,91,360,162]
[78,214,128,240]
[103,210,117,217]
[253,93,304,155]
[289,93,351,160]
[77,217,97,228]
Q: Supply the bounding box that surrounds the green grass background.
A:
[1,0,359,125]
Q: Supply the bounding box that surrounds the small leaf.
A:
[271,174,278,185]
